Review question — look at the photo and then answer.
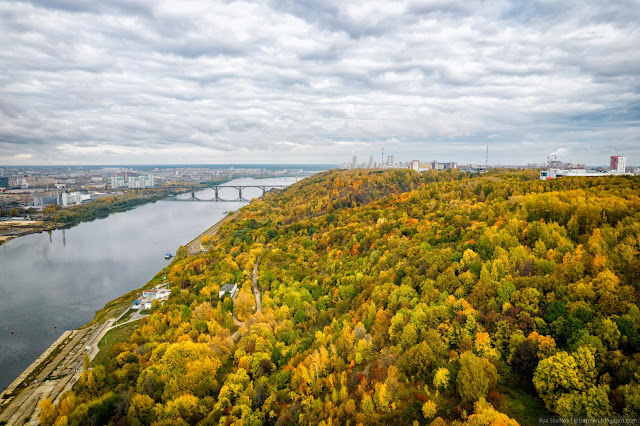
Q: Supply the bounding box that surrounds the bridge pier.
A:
[191,189,195,200]
[238,188,243,201]
[214,188,219,201]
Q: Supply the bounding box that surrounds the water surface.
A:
[0,177,296,390]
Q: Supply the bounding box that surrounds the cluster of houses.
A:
[132,284,171,310]
[131,282,239,311]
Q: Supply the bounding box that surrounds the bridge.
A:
[170,185,288,202]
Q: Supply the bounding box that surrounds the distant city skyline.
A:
[0,151,635,168]
[1,1,638,166]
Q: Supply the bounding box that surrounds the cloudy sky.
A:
[0,0,638,165]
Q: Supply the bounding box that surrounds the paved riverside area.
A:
[186,216,228,255]
[0,309,128,425]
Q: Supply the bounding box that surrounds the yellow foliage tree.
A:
[422,400,437,420]
[39,398,57,426]
[467,398,519,425]
[235,289,256,321]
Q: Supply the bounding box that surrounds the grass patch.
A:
[496,384,550,425]
[115,309,135,325]
[93,322,141,365]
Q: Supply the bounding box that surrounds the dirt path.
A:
[252,258,262,312]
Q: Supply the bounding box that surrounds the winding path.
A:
[252,259,262,312]
[230,258,262,343]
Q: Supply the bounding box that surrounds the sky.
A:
[0,0,638,166]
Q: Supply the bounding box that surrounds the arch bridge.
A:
[171,185,288,202]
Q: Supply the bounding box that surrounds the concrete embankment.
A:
[0,199,234,424]
[185,215,231,255]
[0,325,97,425]
[0,306,131,425]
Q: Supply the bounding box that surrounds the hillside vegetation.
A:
[39,169,640,425]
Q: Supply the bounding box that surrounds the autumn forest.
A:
[38,169,640,425]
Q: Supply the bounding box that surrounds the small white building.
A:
[540,169,610,180]
[219,283,238,299]
[142,289,158,298]
[141,297,155,309]
[156,289,170,299]
[131,297,154,310]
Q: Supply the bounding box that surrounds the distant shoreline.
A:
[0,182,231,247]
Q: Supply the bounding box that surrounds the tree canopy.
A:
[38,169,640,424]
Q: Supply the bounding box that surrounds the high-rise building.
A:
[110,176,127,188]
[444,162,457,170]
[0,176,8,188]
[610,156,626,173]
[127,175,155,189]
[368,156,375,169]
[410,160,420,171]
[387,155,394,166]
[352,156,358,170]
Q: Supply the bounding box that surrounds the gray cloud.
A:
[0,0,638,165]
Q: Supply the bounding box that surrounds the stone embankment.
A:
[0,309,128,425]
[185,215,230,255]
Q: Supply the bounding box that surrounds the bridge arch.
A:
[177,185,288,202]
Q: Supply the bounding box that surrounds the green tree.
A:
[399,341,435,382]
[533,347,599,414]
[457,352,494,403]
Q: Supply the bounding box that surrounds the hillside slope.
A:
[38,169,640,425]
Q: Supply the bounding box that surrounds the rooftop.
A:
[220,283,237,292]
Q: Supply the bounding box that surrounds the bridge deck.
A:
[169,184,289,202]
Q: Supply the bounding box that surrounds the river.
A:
[0,176,298,391]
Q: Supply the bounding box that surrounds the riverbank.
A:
[0,306,136,425]
[185,211,235,255]
[0,192,167,248]
[0,176,294,399]
[0,258,179,423]
[0,181,229,247]
[0,201,246,422]
[0,219,63,246]
[0,323,102,425]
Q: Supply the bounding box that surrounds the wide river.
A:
[0,176,297,390]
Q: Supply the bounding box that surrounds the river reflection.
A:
[0,177,295,390]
